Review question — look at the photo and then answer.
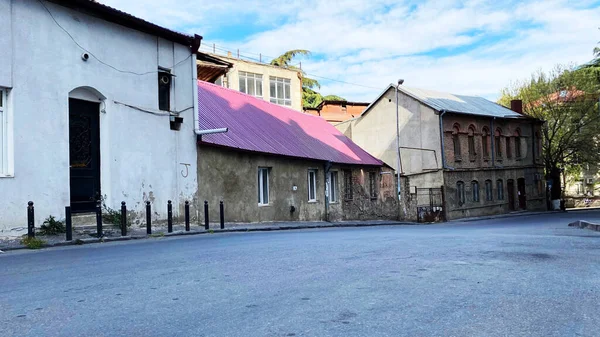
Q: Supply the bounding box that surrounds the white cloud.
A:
[98,0,600,102]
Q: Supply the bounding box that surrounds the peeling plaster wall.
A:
[0,1,198,236]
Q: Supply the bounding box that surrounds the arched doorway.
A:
[517,177,527,210]
[68,87,105,212]
[507,179,515,211]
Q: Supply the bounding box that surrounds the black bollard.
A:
[204,200,209,230]
[96,200,103,238]
[185,201,190,232]
[167,200,173,233]
[121,201,127,236]
[220,201,224,229]
[27,201,35,238]
[146,201,152,235]
[65,206,72,241]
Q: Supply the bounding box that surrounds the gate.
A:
[416,187,445,223]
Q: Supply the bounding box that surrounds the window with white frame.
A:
[308,169,317,202]
[258,167,270,205]
[0,89,7,175]
[328,171,338,203]
[239,71,263,98]
[269,76,291,106]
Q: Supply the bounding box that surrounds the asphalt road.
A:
[1,211,600,337]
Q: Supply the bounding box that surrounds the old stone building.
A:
[336,84,546,220]
[196,81,399,223]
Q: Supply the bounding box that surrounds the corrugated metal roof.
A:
[398,86,523,118]
[197,81,383,166]
[362,84,525,119]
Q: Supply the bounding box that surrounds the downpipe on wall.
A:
[324,161,332,222]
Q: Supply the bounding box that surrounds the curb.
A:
[449,210,563,223]
[0,221,415,252]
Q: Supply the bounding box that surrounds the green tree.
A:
[270,49,345,108]
[498,65,600,200]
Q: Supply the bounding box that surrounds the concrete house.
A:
[336,85,546,220]
[0,0,201,236]
[196,81,399,223]
[197,53,303,112]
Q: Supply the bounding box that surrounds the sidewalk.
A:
[0,219,414,252]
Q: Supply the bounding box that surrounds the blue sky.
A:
[100,0,600,102]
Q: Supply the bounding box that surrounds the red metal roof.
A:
[197,81,383,166]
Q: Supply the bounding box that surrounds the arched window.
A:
[468,125,476,160]
[472,180,480,202]
[514,128,522,159]
[505,132,512,159]
[482,127,490,159]
[495,128,503,159]
[496,179,504,200]
[485,179,493,201]
[452,124,461,161]
[457,181,465,206]
[535,131,542,160]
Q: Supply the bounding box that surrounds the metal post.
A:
[219,201,224,229]
[65,206,72,241]
[212,43,215,53]
[27,201,35,238]
[96,200,102,238]
[146,201,152,235]
[167,200,173,233]
[204,200,209,230]
[237,49,239,58]
[259,53,262,63]
[120,201,127,236]
[185,201,190,231]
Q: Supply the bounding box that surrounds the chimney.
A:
[510,99,523,114]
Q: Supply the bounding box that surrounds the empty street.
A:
[2,211,600,337]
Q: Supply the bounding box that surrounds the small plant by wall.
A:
[99,195,130,227]
[21,236,46,249]
[39,215,66,236]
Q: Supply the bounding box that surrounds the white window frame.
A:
[269,76,291,106]
[327,171,338,203]
[258,167,270,205]
[308,169,317,202]
[239,71,263,98]
[0,88,12,177]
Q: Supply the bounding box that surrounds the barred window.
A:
[369,171,377,199]
[343,169,353,200]
[485,180,493,201]
[472,180,480,202]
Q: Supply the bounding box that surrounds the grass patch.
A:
[21,237,46,249]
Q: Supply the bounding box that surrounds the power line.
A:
[38,0,192,75]
[200,42,380,90]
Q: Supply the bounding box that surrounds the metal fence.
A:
[415,187,445,223]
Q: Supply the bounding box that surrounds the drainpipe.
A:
[438,110,454,170]
[324,161,332,222]
[395,80,404,201]
[491,118,496,167]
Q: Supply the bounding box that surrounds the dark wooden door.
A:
[69,99,100,213]
[517,178,527,210]
[507,179,515,211]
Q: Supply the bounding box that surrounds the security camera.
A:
[81,53,89,61]
[398,79,404,85]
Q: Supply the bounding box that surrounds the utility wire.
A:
[38,0,192,76]
[201,42,381,90]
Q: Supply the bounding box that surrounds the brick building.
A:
[304,100,370,124]
[336,84,546,220]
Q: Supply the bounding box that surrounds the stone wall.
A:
[197,145,400,223]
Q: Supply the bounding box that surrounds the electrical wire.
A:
[38,0,192,75]
[114,101,193,116]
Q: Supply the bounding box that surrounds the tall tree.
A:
[498,65,600,200]
[270,49,345,108]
